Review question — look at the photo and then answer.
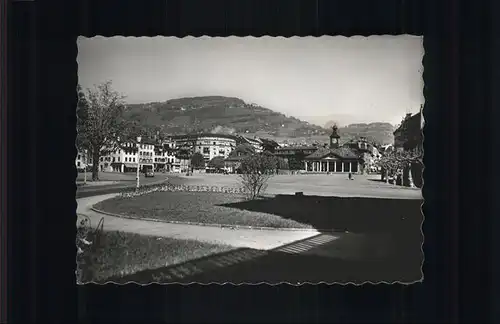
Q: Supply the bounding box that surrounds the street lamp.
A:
[136,136,142,189]
[83,149,88,184]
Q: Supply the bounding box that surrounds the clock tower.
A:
[329,125,340,149]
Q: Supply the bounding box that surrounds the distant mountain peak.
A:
[123,96,328,138]
[122,96,394,145]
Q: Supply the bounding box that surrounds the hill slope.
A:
[123,96,328,137]
[122,96,394,145]
[337,122,395,145]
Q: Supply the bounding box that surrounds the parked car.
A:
[145,171,155,178]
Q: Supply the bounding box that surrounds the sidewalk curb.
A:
[78,177,170,192]
[89,206,339,233]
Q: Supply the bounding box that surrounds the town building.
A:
[392,107,424,187]
[303,125,362,173]
[137,139,155,172]
[75,150,92,170]
[98,137,155,173]
[274,145,318,170]
[275,146,317,158]
[393,109,423,152]
[162,139,182,172]
[260,138,280,153]
[224,155,246,173]
[236,136,264,153]
[153,143,166,172]
[342,137,382,173]
[170,133,237,164]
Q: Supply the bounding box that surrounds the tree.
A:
[261,138,279,153]
[191,152,205,169]
[377,148,422,185]
[277,157,289,170]
[377,150,402,184]
[76,84,88,151]
[288,151,306,170]
[360,152,375,174]
[228,143,255,158]
[121,120,144,140]
[238,153,278,200]
[175,145,192,160]
[77,81,126,181]
[175,144,192,172]
[208,156,225,169]
[400,147,423,187]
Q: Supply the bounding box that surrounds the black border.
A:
[8,0,492,322]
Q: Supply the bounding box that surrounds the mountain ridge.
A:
[122,96,395,145]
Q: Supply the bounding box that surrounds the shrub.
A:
[117,181,248,199]
[76,215,104,284]
[238,153,277,200]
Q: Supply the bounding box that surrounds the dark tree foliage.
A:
[190,152,206,169]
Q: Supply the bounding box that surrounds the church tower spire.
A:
[329,124,340,149]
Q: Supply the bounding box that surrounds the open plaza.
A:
[76,170,423,284]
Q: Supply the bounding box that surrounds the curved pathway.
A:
[77,194,322,250]
[75,175,173,199]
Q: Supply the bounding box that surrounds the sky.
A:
[77,36,424,126]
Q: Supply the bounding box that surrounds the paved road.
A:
[76,171,139,182]
[170,173,423,200]
[75,174,171,198]
[77,194,321,250]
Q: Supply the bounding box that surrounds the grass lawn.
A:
[167,173,422,200]
[94,192,313,229]
[78,230,236,282]
[76,171,136,182]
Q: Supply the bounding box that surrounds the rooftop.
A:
[276,145,317,151]
[305,147,360,160]
[170,133,239,141]
[394,112,422,135]
[224,155,247,162]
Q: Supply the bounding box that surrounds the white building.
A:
[137,140,155,172]
[237,136,264,153]
[157,139,183,173]
[98,139,156,173]
[92,134,240,173]
[75,150,92,170]
[171,133,237,165]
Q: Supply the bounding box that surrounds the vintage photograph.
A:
[76,36,424,284]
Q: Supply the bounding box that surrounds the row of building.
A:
[274,127,382,174]
[75,133,266,174]
[77,108,424,176]
[76,128,381,175]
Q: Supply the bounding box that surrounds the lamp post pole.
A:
[83,149,88,184]
[136,136,142,190]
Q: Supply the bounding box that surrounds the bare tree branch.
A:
[76,81,126,180]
